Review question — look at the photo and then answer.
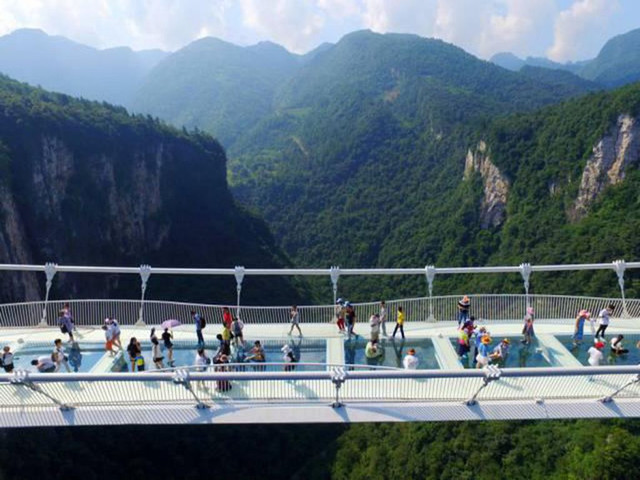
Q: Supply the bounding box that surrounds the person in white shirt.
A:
[403,348,419,369]
[369,313,381,341]
[595,304,615,339]
[195,348,210,371]
[610,335,628,354]
[53,338,71,372]
[588,341,605,366]
[31,354,57,373]
[379,301,388,337]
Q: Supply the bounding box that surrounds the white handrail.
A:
[0,294,637,327]
[1,260,640,276]
[3,364,640,383]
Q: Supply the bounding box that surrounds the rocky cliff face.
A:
[571,114,640,221]
[464,141,509,228]
[0,184,40,300]
[0,78,301,305]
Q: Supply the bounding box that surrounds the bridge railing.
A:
[1,365,639,411]
[0,294,637,328]
[1,260,638,324]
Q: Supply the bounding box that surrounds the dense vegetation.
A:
[3,420,640,479]
[226,32,640,301]
[131,38,303,148]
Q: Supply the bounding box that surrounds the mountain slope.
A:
[579,27,640,88]
[0,74,303,305]
[131,37,302,148]
[227,30,603,298]
[0,29,168,106]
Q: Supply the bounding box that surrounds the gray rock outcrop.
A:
[464,141,509,228]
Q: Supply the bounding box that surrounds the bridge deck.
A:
[1,318,640,427]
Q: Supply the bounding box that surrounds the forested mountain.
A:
[0,29,168,106]
[233,76,640,300]
[226,30,614,299]
[580,27,640,87]
[130,37,303,148]
[0,75,303,305]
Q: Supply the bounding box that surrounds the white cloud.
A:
[362,0,437,36]
[547,0,618,61]
[484,0,557,57]
[0,0,636,60]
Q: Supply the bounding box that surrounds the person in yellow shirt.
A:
[392,306,405,339]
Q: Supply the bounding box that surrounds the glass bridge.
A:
[1,260,640,428]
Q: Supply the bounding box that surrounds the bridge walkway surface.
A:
[1,319,640,427]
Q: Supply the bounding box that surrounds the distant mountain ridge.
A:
[0,28,168,106]
[490,27,640,88]
[130,36,303,147]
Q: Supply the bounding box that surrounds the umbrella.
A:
[161,319,181,329]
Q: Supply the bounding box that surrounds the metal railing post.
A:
[330,367,346,408]
[234,266,245,319]
[613,260,629,317]
[172,369,210,409]
[10,370,74,411]
[425,265,436,321]
[520,263,532,309]
[601,373,640,403]
[39,262,57,327]
[136,264,152,326]
[465,365,501,406]
[330,266,340,307]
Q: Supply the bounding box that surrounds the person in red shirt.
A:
[222,307,233,329]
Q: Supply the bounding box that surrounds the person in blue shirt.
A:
[192,310,204,346]
[476,335,491,368]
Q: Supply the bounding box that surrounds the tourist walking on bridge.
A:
[345,302,357,339]
[222,307,233,330]
[150,329,164,369]
[476,336,491,368]
[288,305,303,336]
[369,313,381,341]
[472,325,488,366]
[379,300,388,337]
[521,307,535,345]
[457,327,470,360]
[1,346,14,373]
[573,310,590,346]
[106,317,122,350]
[392,306,405,339]
[457,295,470,326]
[53,338,71,372]
[162,328,174,367]
[595,304,615,340]
[231,316,245,346]
[192,310,205,346]
[335,299,346,333]
[57,310,75,342]
[127,337,141,372]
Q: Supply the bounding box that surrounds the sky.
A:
[0,0,639,62]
